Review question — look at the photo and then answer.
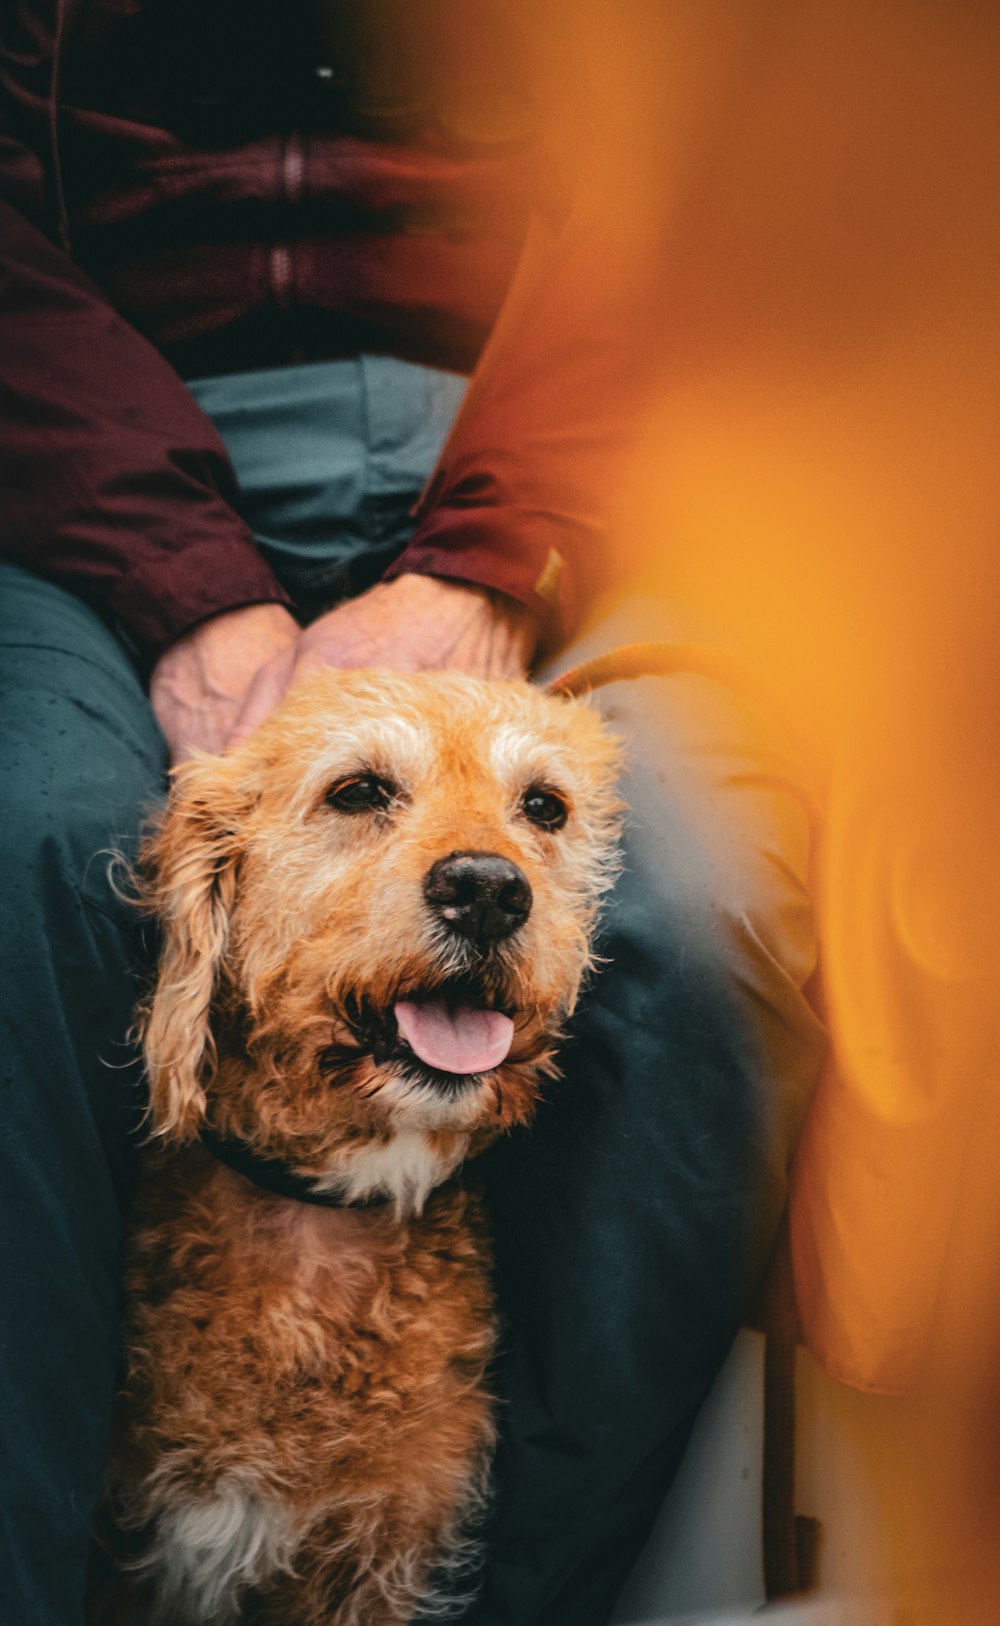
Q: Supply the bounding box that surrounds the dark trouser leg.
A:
[464,600,826,1626]
[0,563,166,1626]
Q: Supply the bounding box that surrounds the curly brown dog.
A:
[93,669,622,1626]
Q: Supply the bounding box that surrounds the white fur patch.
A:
[313,1129,467,1215]
[487,722,582,801]
[487,721,546,788]
[140,1476,300,1623]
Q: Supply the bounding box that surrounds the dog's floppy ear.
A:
[136,755,252,1145]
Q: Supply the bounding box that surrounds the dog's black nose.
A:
[424,851,532,943]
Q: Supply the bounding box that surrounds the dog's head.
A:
[137,670,622,1209]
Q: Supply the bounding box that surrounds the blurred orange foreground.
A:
[525,2,1000,1615]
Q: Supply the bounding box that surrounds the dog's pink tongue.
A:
[395,999,514,1076]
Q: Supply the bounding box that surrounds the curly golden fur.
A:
[92,670,622,1626]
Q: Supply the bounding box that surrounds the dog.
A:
[93,668,622,1626]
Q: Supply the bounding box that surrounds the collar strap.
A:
[200,1127,392,1210]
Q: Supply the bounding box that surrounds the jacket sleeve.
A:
[383,172,664,651]
[1,197,293,661]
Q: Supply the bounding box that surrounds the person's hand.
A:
[150,602,300,764]
[225,574,538,752]
[150,576,538,764]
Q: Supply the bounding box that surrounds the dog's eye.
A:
[520,786,569,831]
[325,774,397,814]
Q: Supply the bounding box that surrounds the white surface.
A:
[611,1330,931,1624]
[618,1602,932,1626]
[611,1330,766,1623]
[793,1348,928,1603]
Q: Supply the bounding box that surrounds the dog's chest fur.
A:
[105,1151,496,1624]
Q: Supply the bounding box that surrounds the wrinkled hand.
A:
[225,574,537,753]
[150,602,300,764]
[150,576,538,764]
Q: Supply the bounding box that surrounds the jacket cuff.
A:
[383,503,580,650]
[112,533,295,663]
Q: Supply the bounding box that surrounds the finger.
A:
[225,647,296,750]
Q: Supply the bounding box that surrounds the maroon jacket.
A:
[1,2,658,661]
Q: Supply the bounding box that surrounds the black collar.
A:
[200,1127,392,1210]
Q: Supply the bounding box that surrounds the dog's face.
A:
[138,670,622,1208]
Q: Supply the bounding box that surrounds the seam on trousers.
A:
[0,641,143,691]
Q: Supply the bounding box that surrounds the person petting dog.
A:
[0,5,824,1624]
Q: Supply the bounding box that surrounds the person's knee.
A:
[672,849,827,1270]
[611,766,814,1003]
[706,838,819,1034]
[597,712,827,1269]
[608,668,822,1023]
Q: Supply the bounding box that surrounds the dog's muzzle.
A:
[326,972,527,1093]
[424,851,532,945]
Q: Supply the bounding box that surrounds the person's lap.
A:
[0,359,824,1625]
